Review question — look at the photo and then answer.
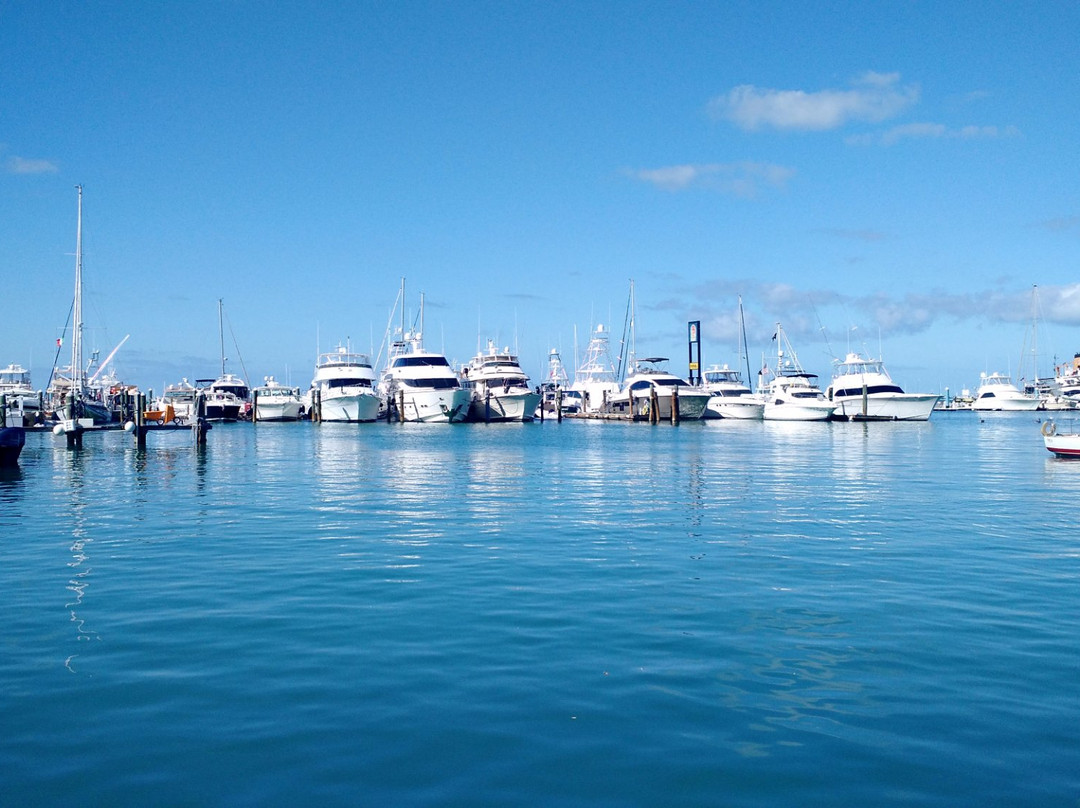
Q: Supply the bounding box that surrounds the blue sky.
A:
[3,1,1079,396]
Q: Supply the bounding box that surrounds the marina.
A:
[3,412,1079,805]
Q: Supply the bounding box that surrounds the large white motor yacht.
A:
[381,331,470,423]
[701,364,764,420]
[461,341,540,422]
[971,372,1040,411]
[310,347,381,422]
[825,353,939,421]
[606,358,711,420]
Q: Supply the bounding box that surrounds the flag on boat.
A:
[56,337,62,347]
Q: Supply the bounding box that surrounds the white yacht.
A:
[197,375,247,421]
[461,341,540,422]
[759,324,836,421]
[701,364,764,420]
[570,324,621,414]
[310,346,381,422]
[825,353,939,421]
[971,372,1040,411]
[0,363,43,425]
[607,358,711,420]
[253,377,304,422]
[381,331,470,423]
[158,378,197,421]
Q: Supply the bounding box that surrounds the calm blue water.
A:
[2,414,1079,806]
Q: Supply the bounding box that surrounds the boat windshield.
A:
[400,377,459,389]
[394,356,451,368]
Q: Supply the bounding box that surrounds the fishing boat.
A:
[252,377,304,422]
[309,346,381,422]
[971,372,1040,412]
[1041,420,1080,458]
[570,323,621,414]
[461,341,540,422]
[702,364,764,420]
[825,353,939,421]
[759,324,836,421]
[379,289,470,423]
[536,348,580,417]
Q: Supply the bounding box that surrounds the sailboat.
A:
[49,186,112,424]
[198,299,250,420]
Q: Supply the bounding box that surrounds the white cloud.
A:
[628,161,795,197]
[6,156,59,174]
[709,71,919,131]
[847,122,1020,146]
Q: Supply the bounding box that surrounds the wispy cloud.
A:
[627,161,795,197]
[6,155,59,174]
[685,280,1080,343]
[847,123,1021,146]
[708,71,919,132]
[1038,215,1080,234]
[817,228,886,242]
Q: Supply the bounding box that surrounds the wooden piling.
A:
[398,390,406,423]
[671,386,680,425]
[650,387,659,424]
[556,388,563,422]
[252,389,259,423]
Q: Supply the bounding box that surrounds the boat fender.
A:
[1042,421,1057,437]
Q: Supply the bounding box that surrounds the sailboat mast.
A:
[739,296,752,391]
[218,298,226,377]
[72,185,84,395]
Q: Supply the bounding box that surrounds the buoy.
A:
[124,421,135,432]
[52,424,64,435]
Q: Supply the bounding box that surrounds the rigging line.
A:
[809,296,835,361]
[46,297,76,394]
[222,305,250,383]
[616,279,634,383]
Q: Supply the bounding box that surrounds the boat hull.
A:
[1044,432,1080,457]
[468,391,541,422]
[393,389,471,423]
[834,393,940,421]
[255,401,304,422]
[763,401,836,421]
[319,391,381,422]
[0,426,25,465]
[973,397,1041,412]
[705,398,765,420]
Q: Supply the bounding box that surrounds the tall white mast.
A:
[72,185,84,396]
[218,298,226,377]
